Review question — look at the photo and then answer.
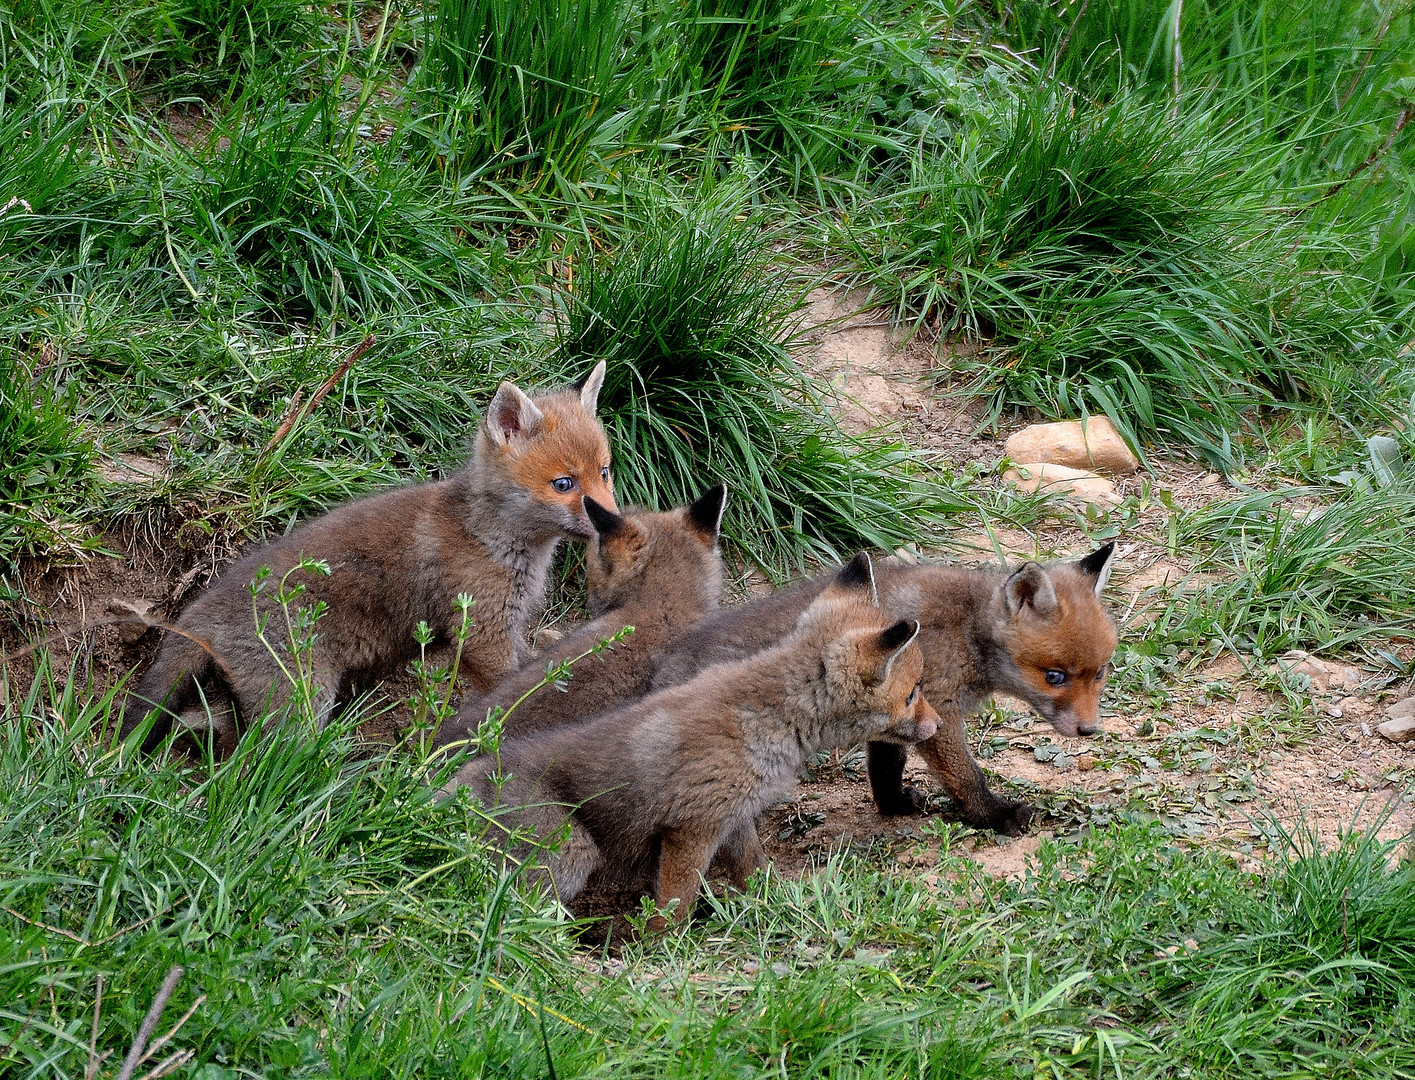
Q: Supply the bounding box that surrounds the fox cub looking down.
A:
[651,543,1118,836]
[449,553,940,929]
[433,483,728,751]
[120,363,615,751]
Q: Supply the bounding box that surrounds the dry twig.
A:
[115,966,184,1080]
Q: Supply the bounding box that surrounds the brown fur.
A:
[650,544,1119,836]
[119,364,616,750]
[432,484,727,752]
[449,554,940,928]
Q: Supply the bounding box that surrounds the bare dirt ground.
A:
[785,287,1415,877]
[5,288,1414,890]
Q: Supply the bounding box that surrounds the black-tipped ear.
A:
[576,360,606,416]
[1003,563,1058,618]
[877,619,920,682]
[584,497,626,538]
[836,552,877,600]
[879,619,918,652]
[687,483,728,540]
[1077,541,1116,596]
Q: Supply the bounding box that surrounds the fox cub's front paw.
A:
[874,782,928,817]
[965,797,1032,837]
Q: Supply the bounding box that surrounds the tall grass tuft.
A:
[0,354,92,563]
[1171,484,1415,655]
[1162,817,1415,1071]
[843,90,1384,461]
[423,0,640,191]
[555,183,958,568]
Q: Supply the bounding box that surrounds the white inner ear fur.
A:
[579,360,606,416]
[485,382,544,446]
[1091,547,1115,596]
[880,620,920,682]
[862,554,880,606]
[1005,563,1059,617]
[694,486,728,538]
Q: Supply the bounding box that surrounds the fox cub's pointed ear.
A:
[577,360,606,416]
[687,483,728,540]
[1077,541,1116,597]
[1003,563,1058,617]
[486,382,545,446]
[584,497,626,538]
[835,552,878,604]
[879,618,919,678]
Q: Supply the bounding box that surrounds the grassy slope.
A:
[2,696,1412,1078]
[3,0,1415,1075]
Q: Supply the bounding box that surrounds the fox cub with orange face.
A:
[448,553,940,929]
[652,543,1118,836]
[120,363,615,751]
[432,483,727,751]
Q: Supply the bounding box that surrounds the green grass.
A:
[3,4,1415,1070]
[0,352,93,564]
[839,83,1399,464]
[1156,483,1415,657]
[3,673,1412,1077]
[554,180,966,566]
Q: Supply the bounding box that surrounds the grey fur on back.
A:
[445,564,933,904]
[433,486,727,752]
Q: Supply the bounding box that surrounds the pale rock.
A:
[1004,417,1139,476]
[1385,696,1415,721]
[1273,651,1360,692]
[532,626,564,650]
[107,598,158,644]
[1376,715,1415,743]
[1003,462,1122,510]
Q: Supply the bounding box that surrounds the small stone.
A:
[1004,462,1122,510]
[1076,754,1096,771]
[1327,706,1344,719]
[107,598,158,644]
[533,627,564,649]
[1004,417,1139,476]
[1199,473,1224,488]
[1385,696,1415,721]
[771,962,791,978]
[1376,716,1415,743]
[1275,650,1332,690]
[741,960,761,976]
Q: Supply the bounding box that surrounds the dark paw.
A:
[874,783,928,817]
[965,798,1032,837]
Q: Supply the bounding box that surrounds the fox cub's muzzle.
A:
[885,696,939,743]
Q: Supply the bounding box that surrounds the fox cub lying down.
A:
[447,553,940,928]
[120,363,614,750]
[651,543,1118,836]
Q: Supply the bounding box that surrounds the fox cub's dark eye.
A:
[1044,669,1067,686]
[551,477,574,493]
[906,684,920,706]
[600,466,610,483]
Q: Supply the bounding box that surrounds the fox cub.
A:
[432,483,727,751]
[120,363,615,750]
[449,553,940,929]
[652,543,1118,836]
